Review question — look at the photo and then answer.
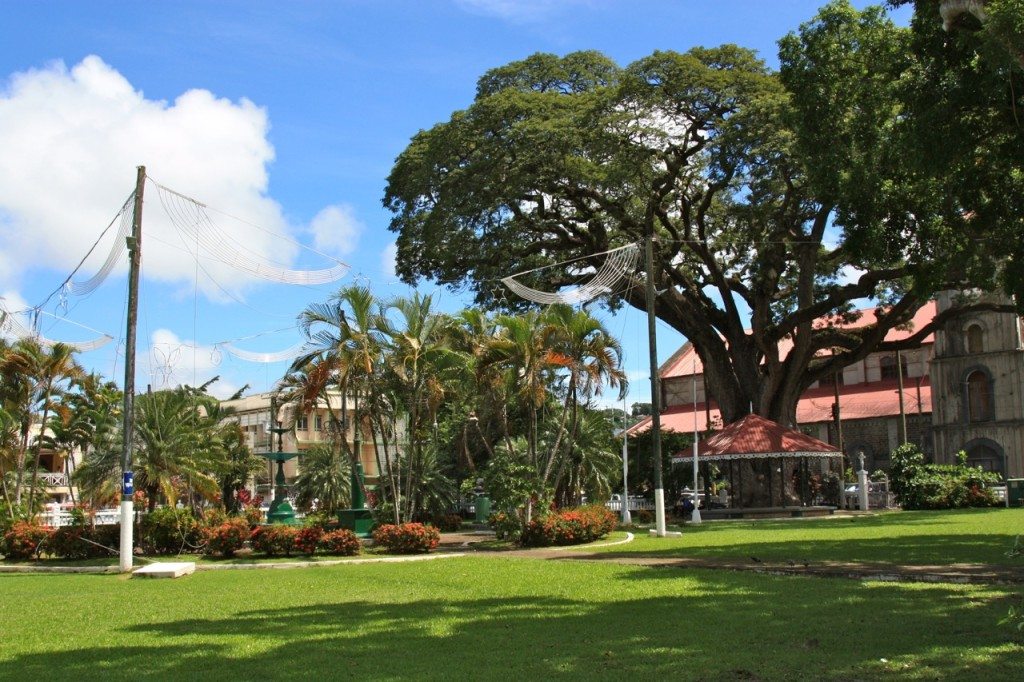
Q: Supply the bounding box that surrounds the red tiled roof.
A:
[627,377,931,436]
[660,301,938,379]
[670,414,839,463]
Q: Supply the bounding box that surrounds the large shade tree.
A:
[384,9,1017,427]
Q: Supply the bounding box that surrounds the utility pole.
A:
[691,356,701,524]
[621,396,631,525]
[120,165,145,573]
[644,228,667,536]
[896,350,907,444]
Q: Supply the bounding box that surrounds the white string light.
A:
[501,243,640,305]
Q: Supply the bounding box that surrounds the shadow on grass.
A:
[2,568,1021,680]
[598,533,1019,566]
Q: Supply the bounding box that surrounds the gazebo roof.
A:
[672,414,842,463]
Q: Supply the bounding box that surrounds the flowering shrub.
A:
[372,523,440,554]
[204,518,250,557]
[488,511,522,542]
[244,506,264,527]
[250,524,299,556]
[520,505,618,548]
[3,521,52,560]
[429,513,463,532]
[294,525,324,555]
[49,525,102,560]
[321,529,361,556]
[139,507,201,555]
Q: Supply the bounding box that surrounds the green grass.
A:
[605,508,1024,566]
[0,556,1021,680]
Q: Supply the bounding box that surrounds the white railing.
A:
[40,508,120,528]
[605,498,655,512]
[36,472,69,487]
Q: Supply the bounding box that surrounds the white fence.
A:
[605,498,655,512]
[40,508,121,528]
[36,472,69,487]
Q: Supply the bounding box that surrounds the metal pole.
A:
[691,356,701,524]
[119,166,145,574]
[621,397,631,525]
[644,229,667,536]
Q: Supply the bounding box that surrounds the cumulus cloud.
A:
[309,204,362,257]
[146,328,237,397]
[381,242,398,278]
[0,55,341,299]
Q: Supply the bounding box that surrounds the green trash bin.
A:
[1007,479,1024,507]
[474,494,491,524]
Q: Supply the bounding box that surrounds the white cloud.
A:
[0,289,30,341]
[454,0,595,23]
[147,328,231,395]
[0,55,336,298]
[309,204,362,257]
[381,242,398,278]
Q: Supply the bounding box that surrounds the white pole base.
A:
[691,507,702,524]
[653,488,667,537]
[119,499,133,573]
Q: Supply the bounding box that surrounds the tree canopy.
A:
[384,1,1021,426]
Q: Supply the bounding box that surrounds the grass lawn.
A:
[605,508,1024,566]
[1,555,1022,681]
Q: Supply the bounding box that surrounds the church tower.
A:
[929,291,1024,477]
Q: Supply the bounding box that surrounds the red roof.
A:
[627,377,931,436]
[672,414,840,463]
[660,301,938,379]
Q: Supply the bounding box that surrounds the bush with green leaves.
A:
[429,513,463,532]
[250,524,299,556]
[320,529,361,556]
[890,444,1000,510]
[139,507,202,555]
[520,505,618,548]
[372,523,440,554]
[294,525,324,555]
[2,521,52,560]
[203,518,250,557]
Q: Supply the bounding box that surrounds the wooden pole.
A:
[897,350,907,444]
[119,166,145,573]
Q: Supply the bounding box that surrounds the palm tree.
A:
[551,409,620,507]
[380,292,463,520]
[540,305,626,487]
[0,339,83,511]
[292,442,351,514]
[75,387,221,511]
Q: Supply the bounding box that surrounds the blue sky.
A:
[0,0,908,404]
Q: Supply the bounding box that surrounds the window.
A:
[296,416,308,431]
[879,354,908,381]
[966,324,984,354]
[314,415,323,432]
[966,442,1004,476]
[966,370,993,422]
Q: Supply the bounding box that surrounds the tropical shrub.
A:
[488,511,521,542]
[243,506,264,527]
[139,507,201,555]
[429,513,463,532]
[321,529,361,556]
[372,523,440,553]
[520,505,617,547]
[2,521,52,560]
[294,525,324,555]
[250,524,299,556]
[891,445,1000,510]
[204,517,250,557]
[50,525,101,560]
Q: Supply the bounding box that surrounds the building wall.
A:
[930,291,1024,477]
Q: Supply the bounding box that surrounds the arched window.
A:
[966,370,993,422]
[880,354,908,380]
[966,324,984,354]
[966,441,1004,476]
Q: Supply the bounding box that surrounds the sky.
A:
[0,0,910,405]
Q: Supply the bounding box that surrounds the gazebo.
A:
[672,414,843,518]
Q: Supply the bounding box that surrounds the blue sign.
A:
[122,472,134,496]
